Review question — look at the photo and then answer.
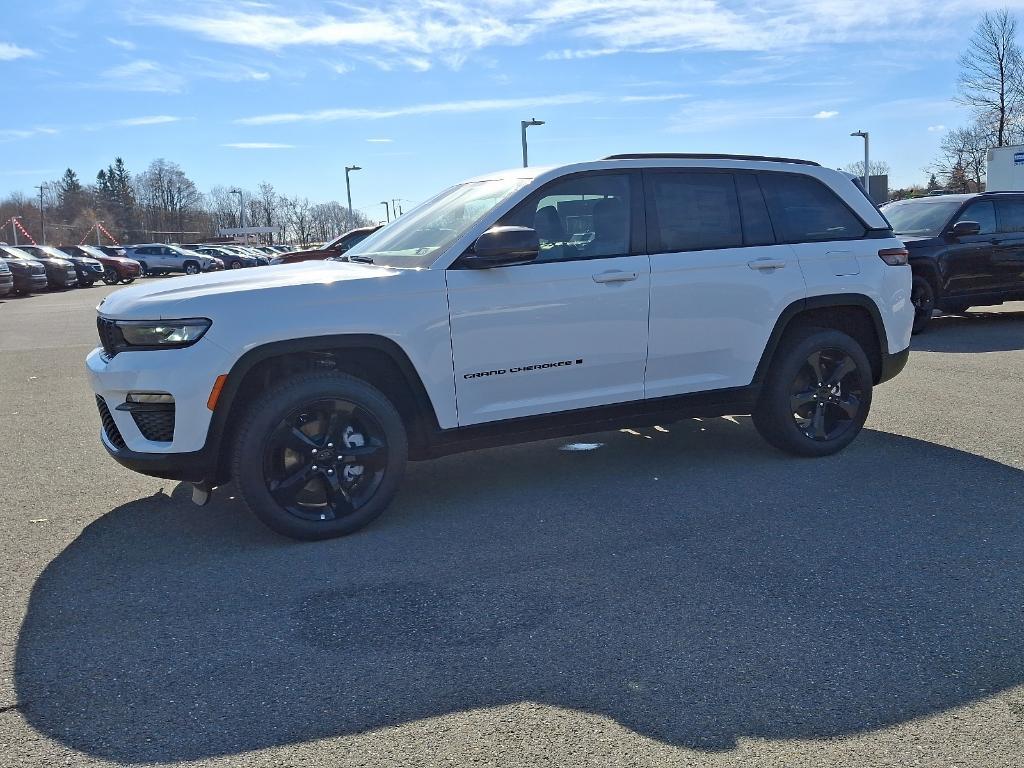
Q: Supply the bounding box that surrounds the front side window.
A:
[961,201,997,234]
[995,199,1024,233]
[499,173,632,262]
[760,173,867,242]
[346,177,528,268]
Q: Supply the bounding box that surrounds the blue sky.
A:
[0,1,1018,216]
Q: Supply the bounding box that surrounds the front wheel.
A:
[137,261,149,276]
[230,260,243,269]
[184,262,201,275]
[911,275,936,334]
[232,372,408,540]
[102,268,120,285]
[753,327,873,457]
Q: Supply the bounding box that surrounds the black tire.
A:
[752,327,873,458]
[184,261,201,275]
[911,275,936,334]
[102,268,120,285]
[230,260,243,269]
[137,260,149,276]
[232,372,408,541]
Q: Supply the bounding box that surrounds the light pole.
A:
[11,215,19,246]
[96,221,104,246]
[229,188,244,240]
[34,183,46,244]
[345,165,361,221]
[380,201,390,223]
[851,130,869,194]
[521,118,545,167]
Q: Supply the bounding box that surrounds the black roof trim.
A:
[603,153,820,167]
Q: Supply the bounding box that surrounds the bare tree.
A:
[843,160,891,178]
[932,122,989,191]
[957,9,1024,147]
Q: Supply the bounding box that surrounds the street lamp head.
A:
[523,118,545,127]
[851,130,868,138]
[346,165,362,172]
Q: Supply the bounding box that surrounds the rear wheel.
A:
[911,275,936,334]
[232,372,408,541]
[753,327,873,457]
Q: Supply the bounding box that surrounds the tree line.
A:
[0,157,373,247]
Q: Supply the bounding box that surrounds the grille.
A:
[96,317,123,357]
[31,264,44,275]
[131,407,175,442]
[95,395,127,450]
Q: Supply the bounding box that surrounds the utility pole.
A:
[345,165,361,221]
[34,183,46,244]
[96,222,103,246]
[11,216,19,246]
[521,118,545,167]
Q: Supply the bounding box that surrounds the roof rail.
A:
[603,153,820,167]
[977,190,1019,195]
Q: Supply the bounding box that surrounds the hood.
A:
[898,235,937,247]
[3,257,44,272]
[98,259,401,320]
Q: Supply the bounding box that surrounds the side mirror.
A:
[461,226,540,269]
[950,220,981,238]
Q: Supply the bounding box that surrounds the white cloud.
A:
[115,115,183,126]
[237,93,606,125]
[0,42,36,61]
[813,110,839,119]
[366,138,394,143]
[98,60,185,93]
[0,127,59,142]
[928,124,946,132]
[106,37,137,50]
[621,93,689,103]
[222,142,295,149]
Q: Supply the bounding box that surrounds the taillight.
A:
[878,247,909,266]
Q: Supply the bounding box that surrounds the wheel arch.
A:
[208,334,442,482]
[755,294,890,386]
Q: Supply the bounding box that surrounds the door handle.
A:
[592,270,639,283]
[747,258,787,271]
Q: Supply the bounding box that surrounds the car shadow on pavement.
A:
[913,310,1024,353]
[14,417,1024,762]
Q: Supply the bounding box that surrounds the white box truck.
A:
[986,145,1024,190]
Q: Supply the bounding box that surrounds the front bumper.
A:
[14,273,47,292]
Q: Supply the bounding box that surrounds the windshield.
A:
[34,246,71,259]
[882,199,963,237]
[78,245,106,259]
[1,246,36,260]
[345,177,529,268]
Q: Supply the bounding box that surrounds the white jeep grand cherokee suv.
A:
[88,154,913,540]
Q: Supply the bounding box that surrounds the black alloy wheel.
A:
[102,268,119,285]
[788,349,865,442]
[263,399,388,523]
[752,327,873,457]
[233,372,408,540]
[911,275,935,334]
[230,260,243,269]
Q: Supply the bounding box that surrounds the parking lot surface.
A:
[2,283,1024,767]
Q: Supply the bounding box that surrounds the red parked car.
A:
[63,245,142,284]
[270,225,381,265]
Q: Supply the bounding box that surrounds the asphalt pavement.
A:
[1,282,1023,767]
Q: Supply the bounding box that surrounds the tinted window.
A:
[995,199,1024,233]
[959,201,997,234]
[736,174,775,246]
[760,173,866,242]
[647,172,742,252]
[501,173,631,261]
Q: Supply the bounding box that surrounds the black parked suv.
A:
[21,245,103,287]
[882,192,1024,332]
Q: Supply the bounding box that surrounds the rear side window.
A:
[960,201,997,234]
[995,198,1024,233]
[646,171,742,252]
[760,173,867,243]
[735,174,775,246]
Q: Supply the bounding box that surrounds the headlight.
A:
[115,319,211,348]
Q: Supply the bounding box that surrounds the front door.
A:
[446,172,651,426]
[942,199,998,296]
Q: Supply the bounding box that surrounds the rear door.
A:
[644,170,806,398]
[992,196,1024,294]
[446,171,651,425]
